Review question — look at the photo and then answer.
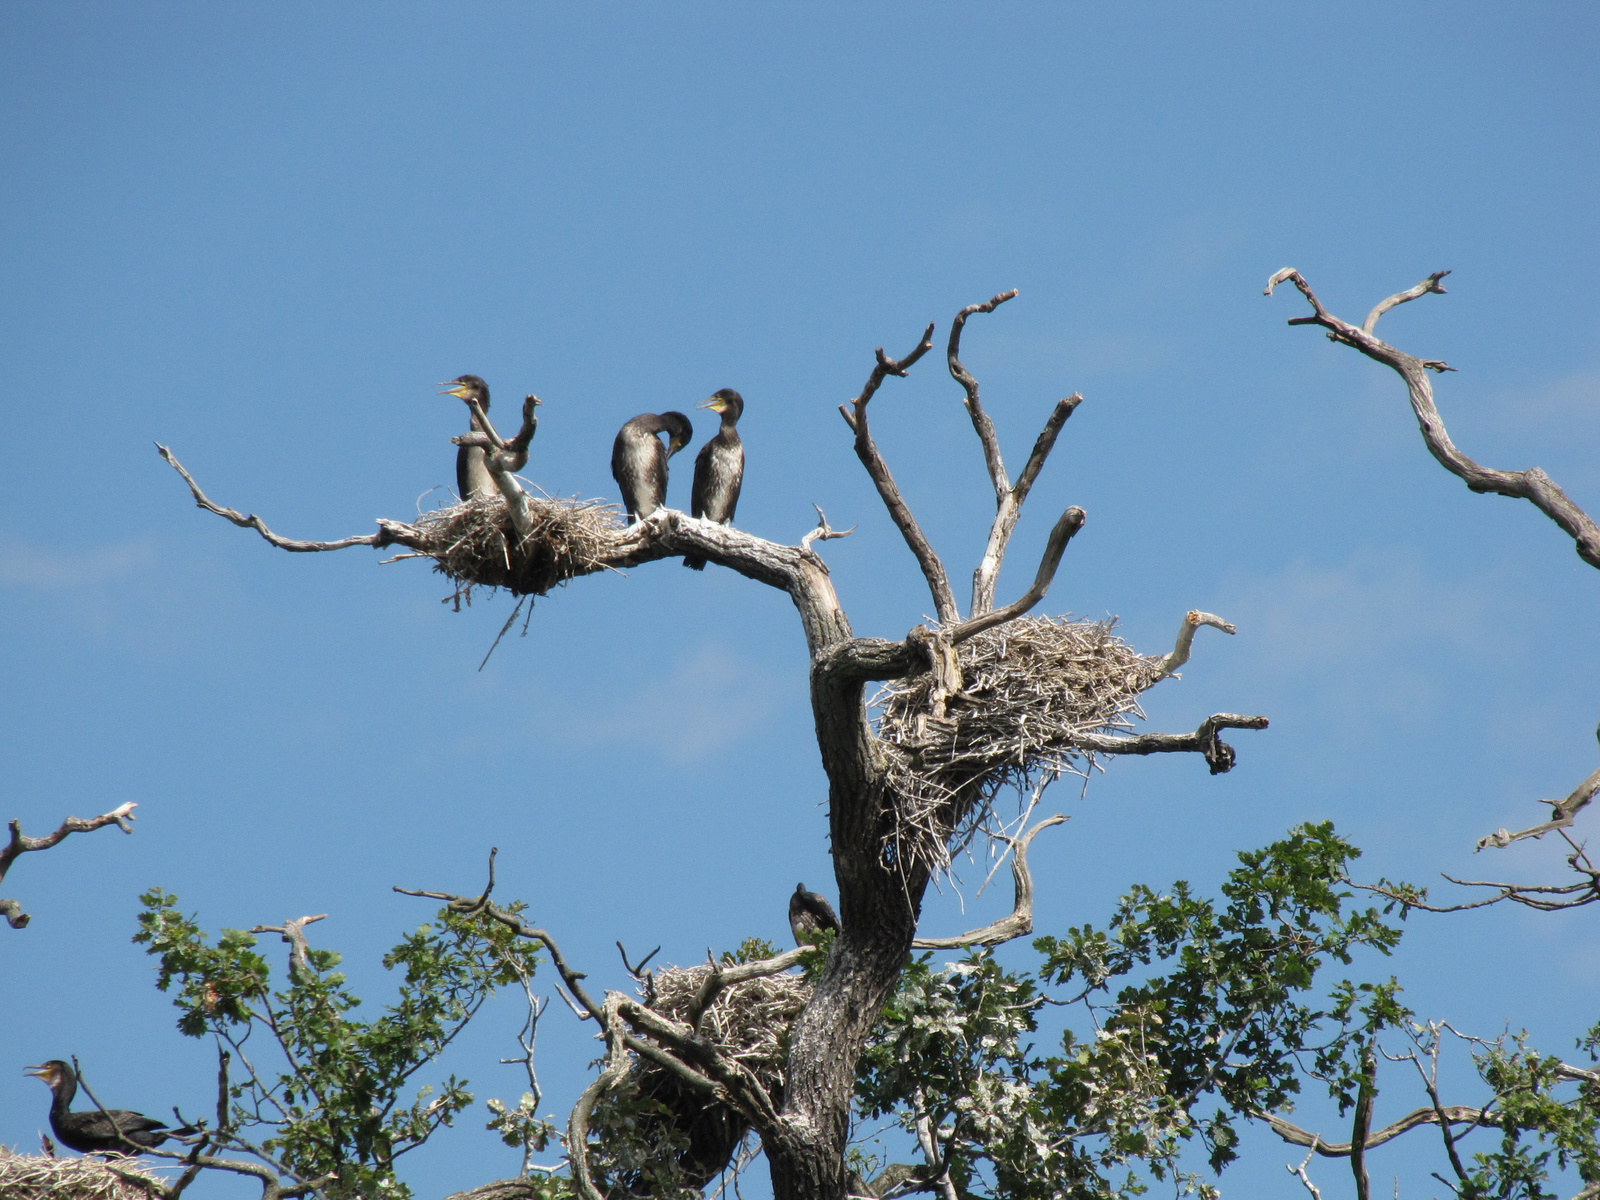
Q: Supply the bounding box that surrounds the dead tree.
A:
[163,291,1263,1200]
[1267,270,1600,912]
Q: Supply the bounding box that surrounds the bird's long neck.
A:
[51,1074,76,1121]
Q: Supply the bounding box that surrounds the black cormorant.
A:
[24,1060,192,1154]
[611,412,693,521]
[684,389,745,571]
[789,882,840,946]
[441,375,500,500]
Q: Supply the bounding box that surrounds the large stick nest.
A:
[873,615,1167,876]
[647,965,811,1091]
[410,493,625,598]
[0,1148,164,1200]
[588,965,810,1198]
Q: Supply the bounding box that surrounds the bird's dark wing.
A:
[796,889,839,931]
[58,1108,170,1151]
[691,439,715,519]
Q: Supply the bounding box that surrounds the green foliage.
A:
[857,823,1405,1199]
[135,890,543,1199]
[1404,1022,1600,1200]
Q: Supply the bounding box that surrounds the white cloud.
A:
[0,538,156,590]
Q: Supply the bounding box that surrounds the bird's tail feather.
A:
[683,556,707,571]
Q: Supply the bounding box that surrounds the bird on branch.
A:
[24,1060,195,1154]
[789,882,840,946]
[440,374,500,500]
[684,388,745,571]
[611,411,694,521]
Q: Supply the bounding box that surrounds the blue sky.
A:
[2,4,1597,1197]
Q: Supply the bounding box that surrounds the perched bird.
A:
[611,412,694,521]
[440,375,500,500]
[684,389,745,571]
[24,1060,192,1154]
[789,882,840,946]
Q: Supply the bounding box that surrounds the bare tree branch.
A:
[1156,610,1237,679]
[1,801,137,930]
[1287,1142,1324,1200]
[948,289,1020,503]
[944,506,1086,645]
[1360,830,1600,913]
[912,815,1064,949]
[1265,269,1600,570]
[1478,723,1600,849]
[1263,1105,1500,1157]
[838,322,960,625]
[248,914,329,986]
[800,504,857,557]
[1072,713,1270,775]
[157,444,418,552]
[945,288,1084,619]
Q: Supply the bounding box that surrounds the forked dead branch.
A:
[165,293,1263,1200]
[2,802,137,930]
[1268,269,1600,911]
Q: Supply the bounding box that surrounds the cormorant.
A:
[789,882,840,946]
[24,1060,192,1154]
[684,389,745,571]
[441,375,500,500]
[611,412,693,521]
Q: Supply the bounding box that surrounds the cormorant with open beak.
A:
[440,375,500,500]
[611,412,693,521]
[789,882,840,947]
[684,389,745,571]
[24,1060,193,1154]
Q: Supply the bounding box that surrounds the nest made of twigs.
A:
[646,964,810,1092]
[587,965,810,1197]
[410,493,625,597]
[0,1148,165,1200]
[873,615,1167,876]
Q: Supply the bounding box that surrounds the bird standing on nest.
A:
[441,375,500,500]
[611,412,693,521]
[789,882,840,946]
[684,389,745,571]
[24,1060,192,1154]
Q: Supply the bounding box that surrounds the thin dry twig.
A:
[2,802,137,930]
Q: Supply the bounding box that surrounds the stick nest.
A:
[411,494,625,597]
[646,964,811,1091]
[588,966,810,1197]
[874,615,1166,876]
[0,1148,165,1200]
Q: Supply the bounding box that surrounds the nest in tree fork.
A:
[645,964,811,1089]
[410,493,625,597]
[874,615,1167,875]
[590,966,810,1194]
[0,1148,164,1200]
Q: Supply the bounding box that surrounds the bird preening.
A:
[610,410,695,522]
[789,882,840,947]
[24,1059,194,1155]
